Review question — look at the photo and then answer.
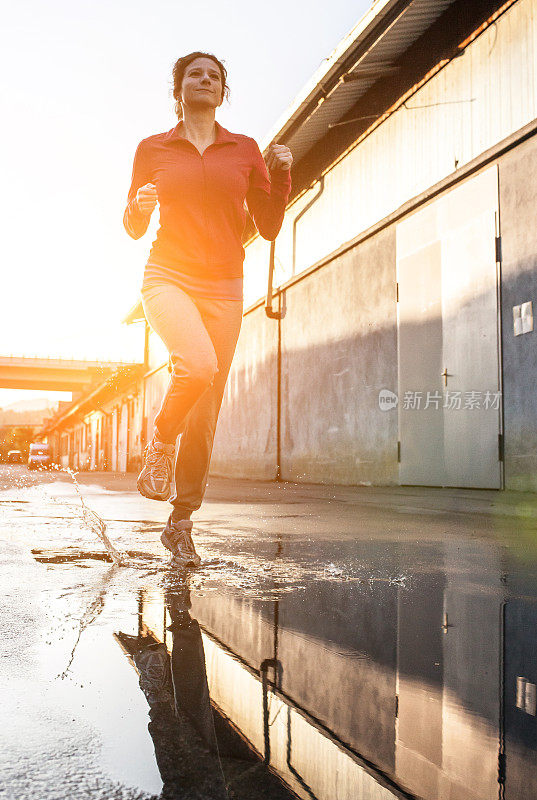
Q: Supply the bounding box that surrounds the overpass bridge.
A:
[0,357,139,393]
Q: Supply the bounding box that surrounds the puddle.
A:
[10,555,536,800]
[2,468,537,799]
[32,548,160,564]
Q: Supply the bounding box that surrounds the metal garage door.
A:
[396,166,502,488]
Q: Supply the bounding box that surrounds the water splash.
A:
[52,465,129,566]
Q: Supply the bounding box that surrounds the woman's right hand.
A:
[135,183,158,215]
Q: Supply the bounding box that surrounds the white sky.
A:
[0,0,371,407]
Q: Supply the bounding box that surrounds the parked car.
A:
[7,450,23,464]
[28,443,53,470]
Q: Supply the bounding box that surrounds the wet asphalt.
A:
[1,464,537,800]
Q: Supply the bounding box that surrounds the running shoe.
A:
[133,643,175,709]
[115,633,175,711]
[161,517,202,568]
[137,437,175,501]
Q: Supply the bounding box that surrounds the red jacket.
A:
[124,121,291,280]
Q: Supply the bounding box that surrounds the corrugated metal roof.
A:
[41,364,145,432]
[261,0,458,162]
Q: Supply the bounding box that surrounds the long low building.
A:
[42,364,145,471]
[45,0,537,492]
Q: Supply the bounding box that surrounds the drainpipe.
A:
[265,241,285,481]
[264,240,285,320]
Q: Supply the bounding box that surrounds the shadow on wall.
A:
[214,236,535,490]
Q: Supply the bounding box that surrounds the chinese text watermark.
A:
[378,389,501,411]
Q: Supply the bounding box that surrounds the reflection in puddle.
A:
[115,588,293,799]
[132,546,537,800]
[32,548,164,565]
[3,481,537,799]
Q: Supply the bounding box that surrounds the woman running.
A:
[123,51,292,568]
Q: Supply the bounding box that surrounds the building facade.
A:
[46,0,537,492]
[44,365,145,473]
[210,0,537,492]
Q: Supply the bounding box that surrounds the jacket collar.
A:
[165,120,239,146]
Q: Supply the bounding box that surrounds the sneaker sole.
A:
[136,476,172,501]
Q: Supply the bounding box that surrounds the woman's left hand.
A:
[265,143,293,172]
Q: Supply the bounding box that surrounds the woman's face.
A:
[180,57,223,113]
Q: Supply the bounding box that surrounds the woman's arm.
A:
[123,141,153,240]
[245,140,292,241]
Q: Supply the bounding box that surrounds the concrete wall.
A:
[210,0,537,490]
[191,581,398,775]
[498,134,537,491]
[212,128,537,489]
[211,303,278,480]
[280,228,397,485]
[212,226,398,486]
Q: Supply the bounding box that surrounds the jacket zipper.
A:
[200,153,211,270]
